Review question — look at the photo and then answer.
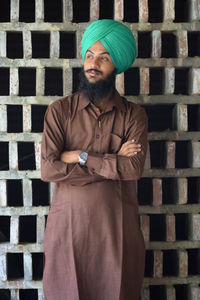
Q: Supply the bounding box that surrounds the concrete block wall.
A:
[0,0,200,299]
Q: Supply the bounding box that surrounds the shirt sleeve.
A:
[41,102,103,185]
[86,106,148,181]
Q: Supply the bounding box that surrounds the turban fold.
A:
[81,19,137,74]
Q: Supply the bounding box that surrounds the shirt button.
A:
[96,134,100,139]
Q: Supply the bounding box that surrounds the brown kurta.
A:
[41,90,148,300]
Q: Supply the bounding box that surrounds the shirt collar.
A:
[77,89,126,113]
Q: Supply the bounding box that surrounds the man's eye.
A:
[86,54,93,59]
[101,56,108,61]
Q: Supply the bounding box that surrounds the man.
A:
[41,19,148,300]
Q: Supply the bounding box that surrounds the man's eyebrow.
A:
[86,49,110,56]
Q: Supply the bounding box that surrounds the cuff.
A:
[86,152,103,174]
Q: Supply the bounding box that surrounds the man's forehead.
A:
[87,41,110,55]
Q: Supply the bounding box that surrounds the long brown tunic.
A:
[41,90,148,300]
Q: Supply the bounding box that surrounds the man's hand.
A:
[118,140,141,157]
[60,150,81,164]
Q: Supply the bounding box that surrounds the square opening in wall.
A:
[32,32,50,58]
[44,0,62,22]
[19,289,38,300]
[143,104,174,131]
[31,105,47,133]
[162,32,177,58]
[32,179,50,206]
[7,180,23,207]
[175,0,189,22]
[19,0,35,22]
[150,214,166,241]
[188,104,200,131]
[138,32,151,58]
[188,177,200,204]
[32,253,45,279]
[148,0,163,23]
[7,253,24,279]
[137,178,153,205]
[99,0,114,19]
[0,290,11,300]
[174,68,189,95]
[7,32,23,58]
[175,213,189,240]
[72,68,81,93]
[149,141,166,169]
[188,249,200,275]
[0,216,10,243]
[7,105,23,133]
[19,216,36,243]
[162,178,177,204]
[60,32,76,58]
[72,0,90,22]
[175,141,189,168]
[150,286,166,300]
[124,68,140,96]
[175,284,189,300]
[163,250,178,276]
[45,68,63,96]
[123,0,138,22]
[0,0,10,22]
[19,68,36,96]
[18,142,36,170]
[0,68,9,95]
[188,32,200,57]
[0,142,9,171]
[144,250,154,277]
[149,68,164,95]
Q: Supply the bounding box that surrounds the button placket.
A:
[95,115,103,151]
[96,117,101,139]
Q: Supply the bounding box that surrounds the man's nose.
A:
[90,57,100,69]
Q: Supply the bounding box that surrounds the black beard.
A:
[78,68,116,104]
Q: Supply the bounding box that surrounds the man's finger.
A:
[119,149,140,156]
[121,145,141,152]
[121,139,138,145]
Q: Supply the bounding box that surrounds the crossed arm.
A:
[60,140,142,164]
[41,103,148,184]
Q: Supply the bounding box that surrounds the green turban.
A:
[81,19,137,74]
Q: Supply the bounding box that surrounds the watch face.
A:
[80,152,87,160]
[79,152,88,165]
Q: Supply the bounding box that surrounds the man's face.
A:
[83,40,115,83]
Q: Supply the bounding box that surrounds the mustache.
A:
[85,69,102,75]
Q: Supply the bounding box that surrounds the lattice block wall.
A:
[0,0,200,299]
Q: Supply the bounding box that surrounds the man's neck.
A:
[93,89,114,112]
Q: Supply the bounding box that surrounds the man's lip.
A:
[87,70,101,76]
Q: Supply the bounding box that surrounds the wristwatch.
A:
[78,151,88,166]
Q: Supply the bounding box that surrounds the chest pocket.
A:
[109,133,124,154]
